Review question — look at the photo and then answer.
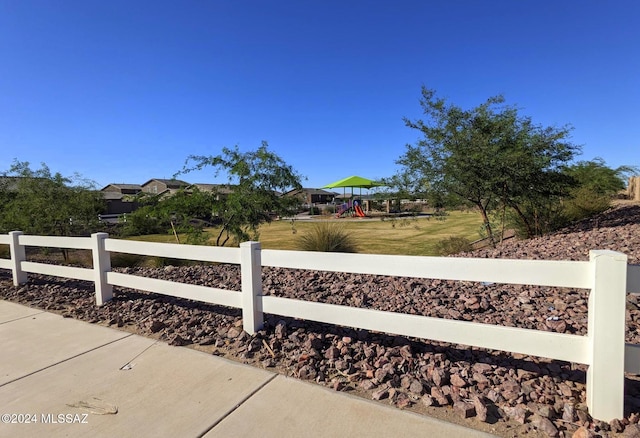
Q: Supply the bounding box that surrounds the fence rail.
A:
[0,230,638,422]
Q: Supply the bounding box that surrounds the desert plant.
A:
[562,186,612,223]
[323,205,336,215]
[297,222,359,253]
[435,236,472,256]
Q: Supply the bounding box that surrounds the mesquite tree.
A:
[180,141,303,246]
[395,87,579,244]
[0,161,105,259]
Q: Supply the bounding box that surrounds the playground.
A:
[322,175,381,219]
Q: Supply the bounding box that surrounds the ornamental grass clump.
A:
[297,222,359,253]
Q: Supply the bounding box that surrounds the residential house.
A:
[100,183,143,215]
[283,188,336,207]
[141,179,189,196]
[101,183,143,195]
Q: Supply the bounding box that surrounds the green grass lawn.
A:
[128,210,484,256]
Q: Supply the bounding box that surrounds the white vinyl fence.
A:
[1,230,639,422]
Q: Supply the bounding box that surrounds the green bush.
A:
[562,186,612,222]
[297,222,359,253]
[435,236,472,256]
[308,206,321,215]
[323,205,336,215]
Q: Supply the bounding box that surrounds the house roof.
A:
[101,184,143,191]
[284,188,336,196]
[141,179,190,188]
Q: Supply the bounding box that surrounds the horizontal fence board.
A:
[105,239,241,264]
[19,235,93,250]
[629,265,640,294]
[625,343,640,374]
[21,261,94,282]
[261,295,589,364]
[107,272,242,309]
[0,259,12,269]
[0,235,9,245]
[261,250,592,289]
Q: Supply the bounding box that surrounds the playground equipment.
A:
[336,199,366,218]
[323,175,382,219]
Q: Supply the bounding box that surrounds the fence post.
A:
[240,241,263,335]
[91,233,113,306]
[587,250,627,421]
[9,231,27,286]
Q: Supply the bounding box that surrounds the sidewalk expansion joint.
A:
[0,333,134,388]
[119,339,160,370]
[0,310,46,325]
[196,373,279,438]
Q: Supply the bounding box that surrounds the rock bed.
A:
[2,204,640,437]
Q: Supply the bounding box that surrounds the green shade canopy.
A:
[322,175,383,189]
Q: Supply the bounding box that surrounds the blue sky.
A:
[1,1,638,189]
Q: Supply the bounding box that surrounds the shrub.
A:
[323,205,336,215]
[435,236,472,256]
[562,186,612,222]
[297,222,359,253]
[308,206,321,215]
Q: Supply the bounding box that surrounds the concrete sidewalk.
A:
[0,300,495,437]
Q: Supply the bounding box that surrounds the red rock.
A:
[472,395,488,422]
[450,373,468,388]
[572,426,596,438]
[421,395,435,407]
[430,386,450,406]
[409,379,424,395]
[472,363,493,373]
[558,382,573,397]
[454,401,476,419]
[359,380,377,391]
[148,320,165,332]
[503,405,528,425]
[374,367,389,383]
[432,368,448,387]
[372,388,389,400]
[563,403,576,422]
[274,320,286,339]
[622,424,640,437]
[576,409,591,426]
[532,414,559,437]
[501,380,521,401]
[324,346,340,360]
[610,418,624,433]
[396,393,412,409]
[297,365,316,380]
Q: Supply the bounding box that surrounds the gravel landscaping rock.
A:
[1,203,640,437]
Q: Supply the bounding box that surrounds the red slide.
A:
[354,205,365,217]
